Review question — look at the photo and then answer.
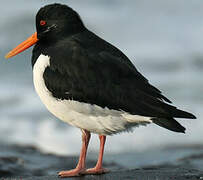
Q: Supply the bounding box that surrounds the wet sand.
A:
[0,143,203,180]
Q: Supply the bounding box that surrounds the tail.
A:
[152,117,186,133]
[152,108,196,133]
[168,108,196,119]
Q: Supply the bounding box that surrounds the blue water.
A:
[0,0,202,156]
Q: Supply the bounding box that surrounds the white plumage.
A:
[33,54,152,135]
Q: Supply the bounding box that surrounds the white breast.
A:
[33,54,152,135]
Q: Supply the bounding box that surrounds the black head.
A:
[36,3,85,42]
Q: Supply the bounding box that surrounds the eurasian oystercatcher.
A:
[5,3,196,177]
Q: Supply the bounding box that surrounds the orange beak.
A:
[5,32,39,59]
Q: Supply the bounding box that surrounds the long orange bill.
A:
[5,32,38,59]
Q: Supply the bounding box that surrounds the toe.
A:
[82,167,109,175]
[58,169,85,177]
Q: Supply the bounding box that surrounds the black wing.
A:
[40,30,195,132]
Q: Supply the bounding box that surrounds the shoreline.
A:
[0,143,202,179]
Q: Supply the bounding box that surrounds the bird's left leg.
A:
[82,135,109,174]
[58,129,90,177]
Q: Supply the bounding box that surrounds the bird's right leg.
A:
[58,129,91,177]
[82,135,109,174]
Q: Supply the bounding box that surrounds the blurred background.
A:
[0,0,202,167]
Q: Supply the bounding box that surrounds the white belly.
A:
[33,54,152,135]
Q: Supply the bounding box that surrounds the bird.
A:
[5,3,196,177]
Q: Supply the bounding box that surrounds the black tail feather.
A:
[170,108,196,119]
[152,117,186,133]
[161,102,196,119]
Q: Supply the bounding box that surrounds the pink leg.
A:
[83,135,109,175]
[58,129,91,177]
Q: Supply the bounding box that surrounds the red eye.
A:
[40,20,46,26]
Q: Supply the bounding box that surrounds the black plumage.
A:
[32,3,196,133]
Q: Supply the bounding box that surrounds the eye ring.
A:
[40,20,47,26]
